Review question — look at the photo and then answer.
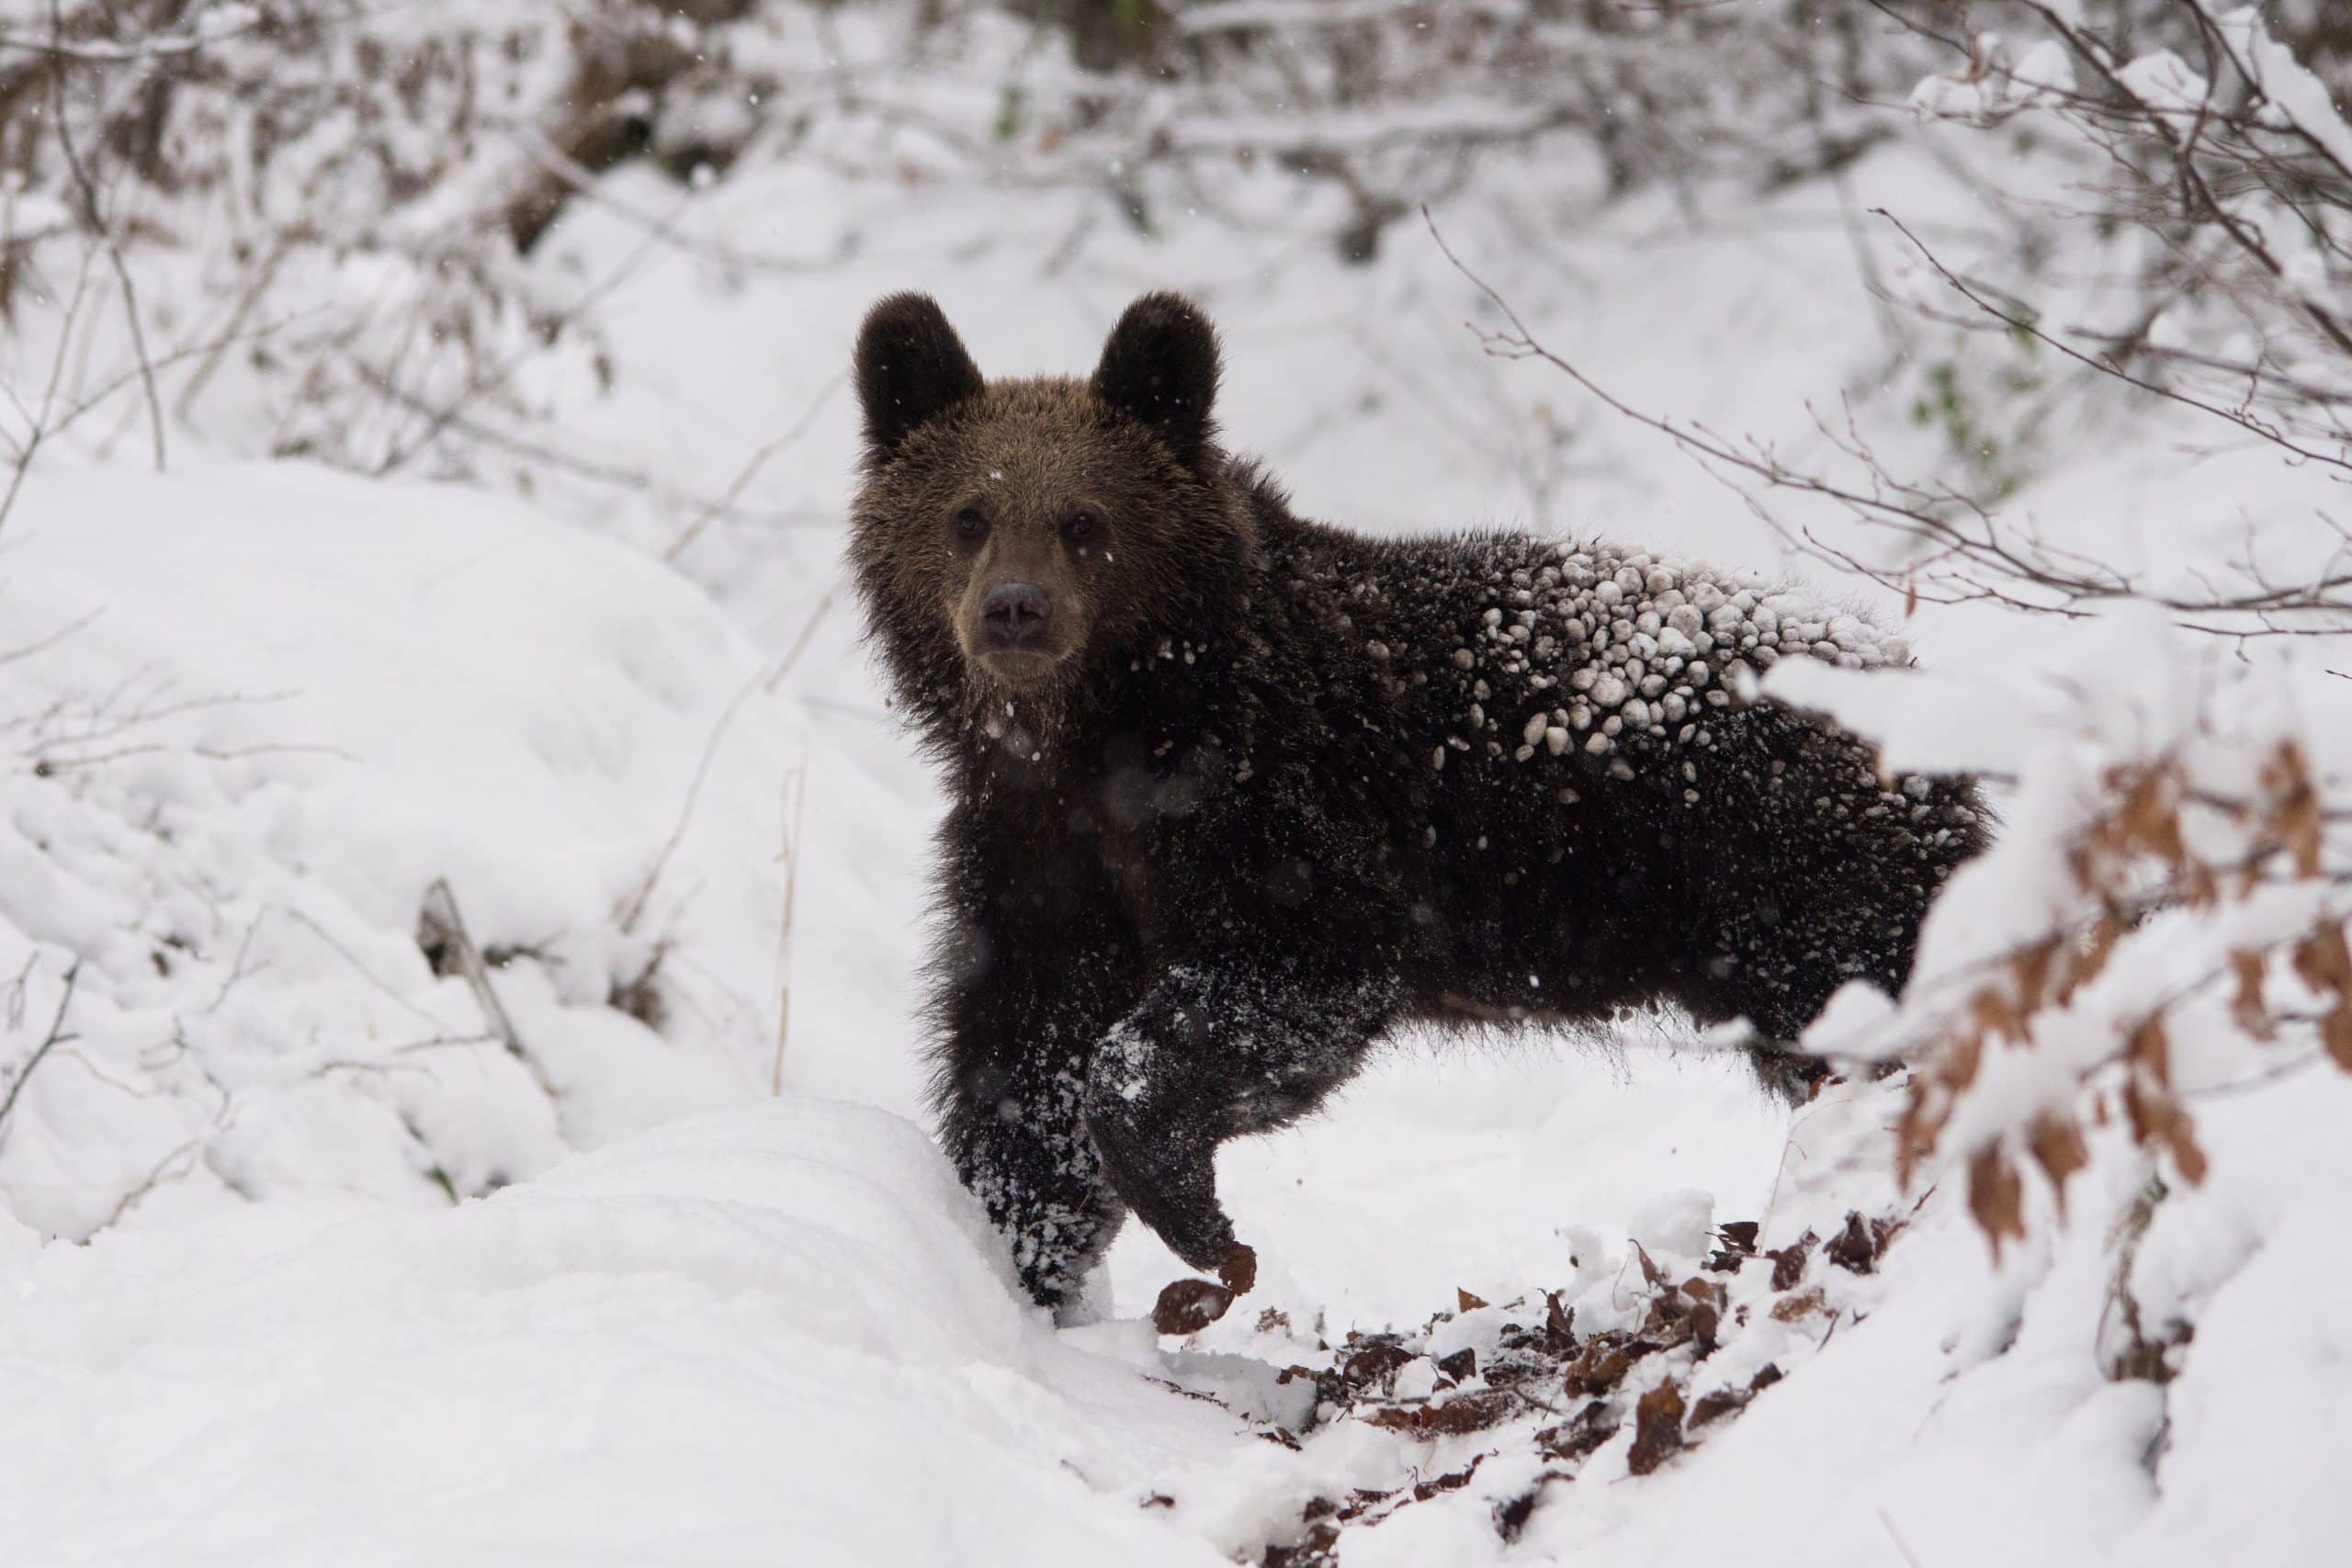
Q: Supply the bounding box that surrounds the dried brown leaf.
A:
[1766,1231,1817,1292]
[1973,987,2026,1044]
[2122,1078,2209,1186]
[2228,949,2275,1043]
[1625,1382,1686,1476]
[2265,741,2322,878]
[2325,998,2352,1074]
[1340,1340,1416,1387]
[2027,1112,2089,1218]
[1536,1399,1620,1462]
[2128,1014,2173,1088]
[1967,1145,2026,1258]
[1367,1389,1516,1438]
[2292,924,2352,999]
[1687,1386,1750,1428]
[1562,1333,1643,1397]
[1154,1277,1236,1337]
[1689,1300,1720,1357]
[1544,1291,1577,1352]
[1629,1241,1667,1290]
[1823,1210,1893,1275]
[2015,939,2057,1015]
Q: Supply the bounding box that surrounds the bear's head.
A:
[848,292,1253,748]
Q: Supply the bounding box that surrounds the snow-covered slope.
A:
[0,457,821,1231]
[0,1102,1295,1566]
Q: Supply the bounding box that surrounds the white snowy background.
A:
[1,3,2348,1563]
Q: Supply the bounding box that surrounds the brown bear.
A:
[847,291,1985,1315]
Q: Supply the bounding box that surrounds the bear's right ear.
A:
[854,293,984,459]
[1092,293,1220,470]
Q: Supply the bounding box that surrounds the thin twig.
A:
[763,589,839,694]
[616,668,773,936]
[0,243,97,536]
[664,372,848,563]
[417,880,537,1082]
[771,762,808,1096]
[0,959,80,1137]
[47,0,164,471]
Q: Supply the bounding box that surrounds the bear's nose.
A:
[979,582,1052,648]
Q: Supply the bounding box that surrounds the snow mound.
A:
[0,1102,1282,1565]
[0,458,799,1235]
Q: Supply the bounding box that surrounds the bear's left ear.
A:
[1092,292,1220,469]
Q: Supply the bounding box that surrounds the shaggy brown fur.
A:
[848,291,1985,1314]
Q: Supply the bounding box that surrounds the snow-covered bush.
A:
[0,460,798,1236]
[1446,0,2352,1325]
[1774,620,2351,1254]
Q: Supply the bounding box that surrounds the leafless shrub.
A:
[1,0,781,475]
[1882,1,2352,459]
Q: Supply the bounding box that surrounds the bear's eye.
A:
[953,506,988,540]
[1063,510,1099,543]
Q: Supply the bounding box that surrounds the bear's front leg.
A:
[944,1047,1127,1314]
[930,850,1141,1315]
[1083,967,1396,1273]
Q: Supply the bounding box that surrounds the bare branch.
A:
[0,959,80,1141]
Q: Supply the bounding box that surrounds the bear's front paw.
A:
[1084,1101,1236,1272]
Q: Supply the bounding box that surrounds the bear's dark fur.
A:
[848,291,1986,1313]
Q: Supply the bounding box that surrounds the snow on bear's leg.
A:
[1082,966,1396,1274]
[929,818,1144,1314]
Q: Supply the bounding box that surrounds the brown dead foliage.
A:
[1767,1231,1817,1292]
[1544,1291,1577,1350]
[1365,1389,1517,1438]
[1262,1459,1490,1565]
[2292,923,2352,1071]
[1967,1145,2027,1258]
[1689,1362,1785,1428]
[1536,1398,1623,1461]
[1769,1288,1828,1323]
[1900,740,2348,1253]
[1153,1277,1237,1337]
[1708,1220,1759,1273]
[1337,1337,1416,1389]
[1825,1211,1900,1275]
[2026,1113,2089,1218]
[1562,1330,1649,1397]
[2229,950,2276,1043]
[1625,1382,1687,1475]
[1252,1223,1830,1562]
[2262,741,2323,881]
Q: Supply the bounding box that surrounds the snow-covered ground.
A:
[4,8,2350,1561]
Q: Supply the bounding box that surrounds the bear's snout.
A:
[978,581,1054,649]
